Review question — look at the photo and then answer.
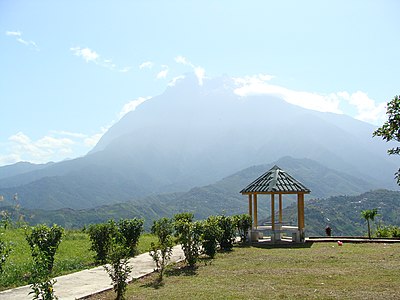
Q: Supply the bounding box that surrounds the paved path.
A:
[0,245,184,300]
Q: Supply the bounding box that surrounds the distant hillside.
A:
[2,157,389,231]
[279,189,400,236]
[0,74,397,210]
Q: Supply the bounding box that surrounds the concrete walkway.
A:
[0,245,184,300]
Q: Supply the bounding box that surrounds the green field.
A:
[90,242,400,300]
[0,228,156,290]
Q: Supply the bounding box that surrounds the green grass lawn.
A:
[0,228,156,290]
[91,242,400,300]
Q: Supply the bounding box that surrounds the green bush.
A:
[233,214,252,244]
[174,213,202,267]
[104,236,132,300]
[0,237,11,273]
[150,217,174,281]
[117,218,144,256]
[201,216,222,258]
[376,225,400,238]
[87,221,117,264]
[26,224,64,273]
[216,215,235,251]
[25,224,64,300]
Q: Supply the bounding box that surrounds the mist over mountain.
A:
[0,73,397,210]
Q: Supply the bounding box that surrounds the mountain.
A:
[2,157,386,230]
[0,161,54,180]
[0,73,398,210]
[280,189,400,237]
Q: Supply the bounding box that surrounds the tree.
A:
[174,212,202,267]
[373,95,400,185]
[149,217,174,282]
[233,214,252,245]
[26,224,64,300]
[361,208,378,239]
[87,221,117,264]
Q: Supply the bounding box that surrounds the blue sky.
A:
[1,0,399,166]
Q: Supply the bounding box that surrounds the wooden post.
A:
[254,193,258,229]
[271,194,275,231]
[297,193,305,229]
[248,194,253,227]
[279,194,283,224]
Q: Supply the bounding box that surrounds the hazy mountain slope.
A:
[0,74,397,210]
[0,161,54,181]
[3,157,380,227]
[280,189,400,236]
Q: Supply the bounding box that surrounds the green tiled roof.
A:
[240,165,310,194]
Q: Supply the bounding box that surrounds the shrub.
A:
[117,218,144,257]
[174,213,202,267]
[201,216,222,258]
[233,214,252,244]
[87,221,117,264]
[376,225,400,238]
[0,237,11,273]
[104,237,132,300]
[149,217,174,281]
[26,224,64,300]
[26,224,64,273]
[216,215,235,251]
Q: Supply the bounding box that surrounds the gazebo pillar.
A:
[253,193,258,229]
[297,193,305,242]
[271,194,275,231]
[248,194,253,221]
[278,194,283,224]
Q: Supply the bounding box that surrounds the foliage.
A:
[215,215,235,251]
[117,218,144,257]
[375,225,400,238]
[87,221,117,264]
[361,208,378,239]
[0,237,11,273]
[233,214,252,244]
[174,212,202,267]
[0,228,154,291]
[26,224,64,300]
[0,210,11,230]
[373,95,400,184]
[149,217,174,281]
[201,216,222,258]
[104,240,132,300]
[100,218,143,300]
[26,224,64,273]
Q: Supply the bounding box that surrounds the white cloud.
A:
[168,75,186,87]
[119,66,131,73]
[194,67,205,86]
[70,46,99,63]
[233,74,386,124]
[70,46,130,72]
[175,55,190,65]
[139,61,154,69]
[338,91,386,124]
[119,96,150,119]
[5,132,75,164]
[6,31,21,37]
[6,30,39,50]
[174,55,206,86]
[156,65,169,79]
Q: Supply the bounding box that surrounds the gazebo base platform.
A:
[250,227,305,243]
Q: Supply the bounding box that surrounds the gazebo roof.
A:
[240,165,311,194]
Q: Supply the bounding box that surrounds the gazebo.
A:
[240,165,311,243]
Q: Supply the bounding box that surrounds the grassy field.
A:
[0,228,156,290]
[90,242,400,300]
